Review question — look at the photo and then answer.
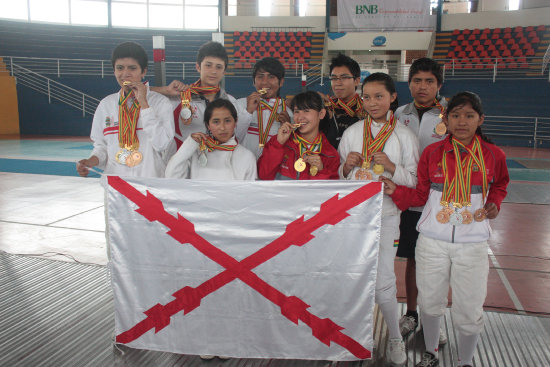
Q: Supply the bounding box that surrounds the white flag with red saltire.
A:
[106,176,382,361]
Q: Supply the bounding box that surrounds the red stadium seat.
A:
[452,29,460,35]
[306,31,312,36]
[463,29,471,35]
[458,51,467,58]
[473,40,481,46]
[465,45,474,52]
[525,26,535,32]
[480,33,488,40]
[507,38,516,45]
[468,51,477,58]
[482,28,491,34]
[475,45,484,52]
[513,26,523,33]
[493,28,502,34]
[234,41,241,47]
[522,43,532,50]
[503,33,512,39]
[528,31,537,38]
[511,43,520,50]
[447,51,456,58]
[518,37,528,45]
[525,48,535,56]
[491,33,499,40]
[233,31,240,36]
[536,25,546,31]
[304,41,311,47]
[468,34,476,41]
[243,31,249,36]
[491,50,500,57]
[284,41,291,48]
[479,50,489,58]
[234,51,242,58]
[457,34,465,41]
[244,41,252,47]
[472,28,481,34]
[488,44,496,51]
[483,39,492,46]
[296,31,303,37]
[259,36,267,42]
[454,46,462,52]
[495,39,504,46]
[530,36,540,43]
[502,49,512,57]
[504,27,512,33]
[513,49,523,57]
[251,31,258,37]
[260,31,267,37]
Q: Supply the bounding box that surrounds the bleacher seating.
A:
[225,31,320,70]
[433,25,549,71]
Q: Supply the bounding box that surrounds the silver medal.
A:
[198,151,208,167]
[449,211,463,226]
[181,107,192,120]
[119,149,130,165]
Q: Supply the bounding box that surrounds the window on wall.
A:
[299,0,325,16]
[112,0,148,27]
[71,0,108,26]
[227,0,237,16]
[259,0,271,16]
[0,0,219,29]
[30,0,70,23]
[149,0,184,29]
[0,0,28,21]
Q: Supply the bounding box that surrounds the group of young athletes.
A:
[76,40,510,367]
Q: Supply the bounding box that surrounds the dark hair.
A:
[253,57,285,81]
[290,91,324,112]
[408,57,443,86]
[361,72,399,112]
[203,99,238,131]
[329,53,361,79]
[446,91,492,143]
[111,42,148,71]
[197,41,228,69]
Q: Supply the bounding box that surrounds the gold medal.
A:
[259,143,265,148]
[258,88,268,95]
[435,122,447,136]
[294,158,306,172]
[310,165,318,176]
[122,81,131,86]
[474,208,487,222]
[461,209,473,224]
[115,149,124,164]
[373,164,384,175]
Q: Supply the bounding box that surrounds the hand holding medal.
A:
[180,89,193,125]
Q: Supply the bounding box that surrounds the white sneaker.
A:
[399,315,418,337]
[200,355,215,360]
[386,338,407,366]
[438,327,448,345]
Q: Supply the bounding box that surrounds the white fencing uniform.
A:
[165,136,257,181]
[90,88,174,178]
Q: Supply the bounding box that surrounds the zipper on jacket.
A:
[452,225,455,243]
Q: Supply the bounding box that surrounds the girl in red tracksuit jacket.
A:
[257,91,339,180]
[382,92,509,367]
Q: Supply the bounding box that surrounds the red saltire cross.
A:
[109,176,381,360]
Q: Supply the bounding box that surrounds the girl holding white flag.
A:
[165,98,257,180]
[338,73,420,367]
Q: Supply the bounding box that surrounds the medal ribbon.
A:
[414,98,446,115]
[257,98,285,146]
[203,136,237,152]
[292,132,322,157]
[441,135,488,207]
[118,89,141,149]
[327,94,365,118]
[180,79,221,104]
[360,111,397,162]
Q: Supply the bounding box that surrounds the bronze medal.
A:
[125,154,136,167]
[131,151,143,165]
[461,209,473,224]
[294,158,306,172]
[436,209,450,224]
[474,208,487,222]
[435,122,447,136]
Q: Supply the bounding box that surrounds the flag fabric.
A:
[106,176,383,361]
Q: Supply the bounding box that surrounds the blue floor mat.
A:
[506,159,527,169]
[0,158,101,177]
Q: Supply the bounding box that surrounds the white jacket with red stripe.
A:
[90,88,174,177]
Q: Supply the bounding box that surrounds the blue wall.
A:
[15,76,550,138]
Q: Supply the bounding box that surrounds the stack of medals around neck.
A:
[257,96,285,149]
[116,86,142,167]
[180,89,193,125]
[328,94,367,119]
[292,131,321,176]
[436,135,488,226]
[415,98,447,136]
[355,112,396,180]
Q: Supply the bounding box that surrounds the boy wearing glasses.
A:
[236,57,293,159]
[320,53,366,149]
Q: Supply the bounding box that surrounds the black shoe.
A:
[415,351,439,367]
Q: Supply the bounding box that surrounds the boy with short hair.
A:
[152,41,245,155]
[320,53,366,149]
[77,41,174,178]
[237,57,293,159]
[394,57,448,344]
